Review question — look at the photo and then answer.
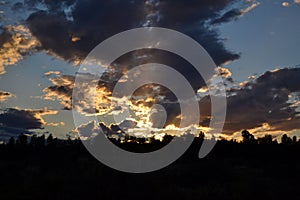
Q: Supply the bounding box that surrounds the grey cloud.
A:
[25,0,246,66]
[222,68,300,134]
[0,108,57,130]
[211,9,242,25]
[211,2,260,25]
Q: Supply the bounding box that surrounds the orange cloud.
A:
[0,25,40,75]
[44,71,61,76]
[0,91,13,102]
[282,2,290,7]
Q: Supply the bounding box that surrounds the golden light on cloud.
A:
[0,91,13,102]
[282,2,290,7]
[239,81,248,88]
[43,75,74,110]
[241,2,260,15]
[47,122,65,127]
[44,71,61,76]
[93,86,113,115]
[21,108,59,127]
[0,25,40,75]
[217,66,232,78]
[198,87,209,93]
[71,36,81,42]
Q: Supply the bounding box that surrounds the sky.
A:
[0,0,300,142]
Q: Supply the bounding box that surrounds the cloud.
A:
[74,120,103,139]
[211,2,260,25]
[26,0,146,64]
[43,72,181,129]
[217,66,232,78]
[43,75,75,110]
[0,91,13,102]
[24,0,255,67]
[221,68,300,134]
[58,68,300,138]
[44,67,300,137]
[0,25,40,74]
[0,108,58,130]
[282,2,290,7]
[211,9,243,24]
[43,73,114,115]
[47,122,65,127]
[32,0,299,138]
[27,0,254,129]
[28,1,255,128]
[44,70,61,76]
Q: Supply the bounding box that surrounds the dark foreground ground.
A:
[0,137,300,200]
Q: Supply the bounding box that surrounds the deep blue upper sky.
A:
[221,0,300,81]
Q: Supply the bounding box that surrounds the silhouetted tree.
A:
[8,136,15,148]
[293,136,297,144]
[67,135,73,145]
[241,130,256,144]
[18,134,28,147]
[163,134,174,143]
[198,131,205,141]
[281,134,292,145]
[258,134,273,145]
[30,134,37,147]
[124,134,130,142]
[137,137,146,144]
[47,134,53,145]
[35,134,46,148]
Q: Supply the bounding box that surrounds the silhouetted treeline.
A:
[0,130,300,200]
[2,129,300,150]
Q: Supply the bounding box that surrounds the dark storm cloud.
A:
[211,9,242,24]
[211,2,260,25]
[26,0,146,63]
[222,68,300,134]
[0,126,33,140]
[152,0,241,65]
[25,0,249,66]
[0,108,57,130]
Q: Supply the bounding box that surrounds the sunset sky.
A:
[1,0,300,142]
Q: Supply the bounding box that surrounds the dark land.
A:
[0,130,300,200]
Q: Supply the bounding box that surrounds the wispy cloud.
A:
[0,91,13,102]
[43,71,61,77]
[211,1,260,25]
[47,122,65,127]
[0,107,57,130]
